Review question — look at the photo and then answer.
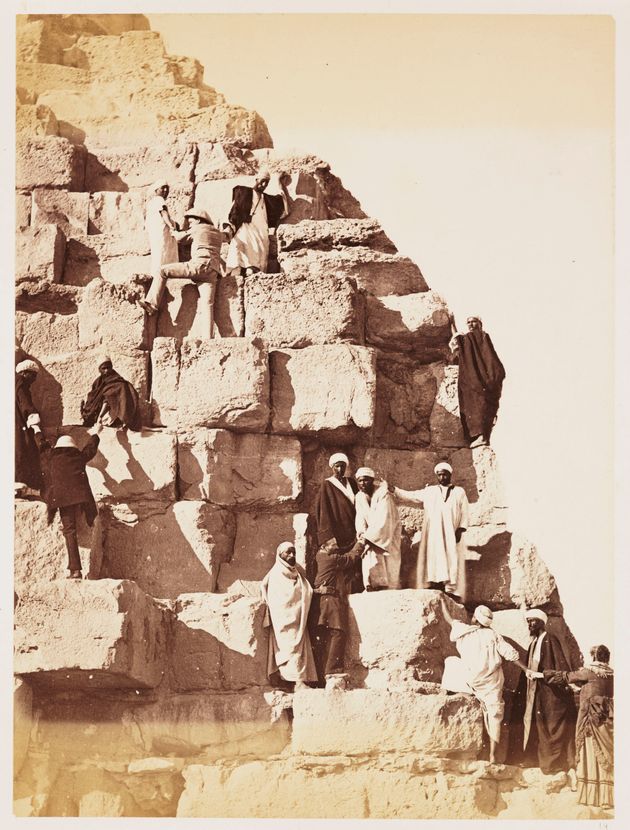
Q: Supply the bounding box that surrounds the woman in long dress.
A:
[543,644,614,809]
[145,180,178,279]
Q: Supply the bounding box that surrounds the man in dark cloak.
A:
[313,452,362,593]
[15,359,43,495]
[510,609,578,775]
[80,356,141,431]
[450,315,505,448]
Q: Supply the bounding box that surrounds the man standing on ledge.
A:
[449,314,505,448]
[389,461,469,600]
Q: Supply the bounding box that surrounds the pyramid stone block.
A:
[16,225,66,285]
[16,137,86,191]
[31,189,89,235]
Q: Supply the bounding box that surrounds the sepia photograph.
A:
[7,0,625,824]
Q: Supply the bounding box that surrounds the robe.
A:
[15,374,42,490]
[80,370,141,431]
[145,195,178,279]
[394,483,469,595]
[355,482,402,589]
[453,329,505,442]
[314,475,362,593]
[442,621,519,743]
[226,186,286,272]
[514,631,578,774]
[261,556,317,683]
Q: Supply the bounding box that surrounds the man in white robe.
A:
[441,600,525,763]
[145,180,178,279]
[389,461,469,599]
[355,467,402,590]
[260,541,317,688]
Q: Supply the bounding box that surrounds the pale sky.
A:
[151,12,615,656]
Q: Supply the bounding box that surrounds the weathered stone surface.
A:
[14,579,168,689]
[279,247,428,295]
[15,499,103,586]
[217,512,309,592]
[292,688,483,757]
[15,282,80,316]
[16,310,80,355]
[191,177,246,228]
[366,290,451,358]
[63,235,150,286]
[88,190,146,237]
[16,225,66,285]
[244,271,365,347]
[16,61,90,99]
[374,354,436,449]
[14,678,33,780]
[178,429,302,508]
[270,345,376,437]
[101,501,235,596]
[85,140,197,191]
[77,279,146,350]
[214,271,244,337]
[63,30,172,82]
[16,17,71,64]
[31,189,88,236]
[277,218,397,254]
[429,363,467,447]
[16,193,31,229]
[79,427,177,503]
[194,142,257,182]
[29,347,149,428]
[151,337,270,430]
[347,590,467,688]
[170,593,267,691]
[16,137,86,191]
[16,103,59,138]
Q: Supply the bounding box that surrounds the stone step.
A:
[277,218,397,254]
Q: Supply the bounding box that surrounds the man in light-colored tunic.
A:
[441,600,525,763]
[355,467,402,590]
[389,461,469,599]
[145,181,178,279]
[260,541,317,688]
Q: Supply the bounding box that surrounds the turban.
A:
[16,360,39,375]
[55,435,78,450]
[524,609,548,625]
[473,605,493,627]
[467,315,482,324]
[355,467,375,479]
[97,354,112,368]
[434,462,453,474]
[150,180,168,194]
[276,541,295,558]
[255,169,271,186]
[329,452,349,468]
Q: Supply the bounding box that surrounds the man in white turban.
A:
[145,181,179,280]
[441,598,528,763]
[355,467,402,590]
[389,461,469,599]
[261,542,317,688]
[15,360,43,496]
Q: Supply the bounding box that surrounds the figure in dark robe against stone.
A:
[15,360,43,497]
[80,356,141,431]
[509,609,578,776]
[449,314,506,448]
[313,452,362,593]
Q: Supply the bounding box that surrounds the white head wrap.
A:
[97,354,112,368]
[329,452,349,469]
[467,315,482,324]
[434,462,453,475]
[150,180,168,194]
[255,168,271,185]
[55,435,78,450]
[276,541,295,558]
[16,360,39,375]
[524,608,548,625]
[473,605,493,627]
[355,467,375,479]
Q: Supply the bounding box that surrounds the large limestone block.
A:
[270,345,376,438]
[366,290,452,359]
[16,309,79,356]
[277,218,397,254]
[347,590,467,687]
[31,189,89,236]
[14,579,168,689]
[29,347,148,428]
[63,31,172,84]
[15,282,80,316]
[82,427,177,503]
[194,142,257,182]
[214,271,244,337]
[170,593,267,691]
[16,137,86,191]
[292,689,483,757]
[15,225,66,285]
[15,499,103,587]
[101,501,235,596]
[16,16,72,64]
[374,354,436,449]
[151,337,270,430]
[16,103,58,139]
[129,691,290,760]
[77,279,147,350]
[217,512,309,592]
[168,54,204,87]
[85,140,197,191]
[88,191,146,238]
[165,102,272,149]
[14,678,33,779]
[429,363,467,447]
[244,271,365,347]
[362,447,440,491]
[178,429,302,508]
[16,62,90,99]
[278,247,429,295]
[63,235,150,286]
